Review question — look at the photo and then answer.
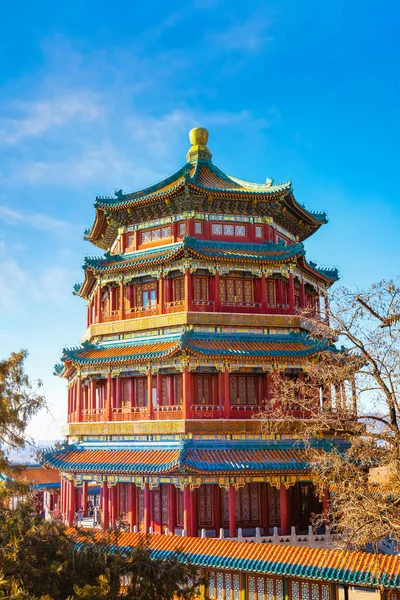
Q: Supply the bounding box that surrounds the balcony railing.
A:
[191,405,224,419]
[125,305,158,319]
[153,405,183,420]
[102,310,119,322]
[221,302,262,314]
[112,406,148,421]
[82,408,106,422]
[164,300,184,313]
[93,302,323,325]
[230,404,265,419]
[192,300,214,312]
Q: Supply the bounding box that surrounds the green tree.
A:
[0,351,201,599]
[0,350,45,475]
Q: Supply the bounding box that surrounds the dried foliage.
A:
[262,279,400,552]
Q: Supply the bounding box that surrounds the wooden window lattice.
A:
[194,276,208,302]
[173,278,184,302]
[199,485,213,527]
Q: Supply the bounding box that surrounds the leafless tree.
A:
[262,279,400,552]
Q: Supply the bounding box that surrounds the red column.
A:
[168,484,176,535]
[182,367,191,419]
[191,488,198,537]
[280,485,290,535]
[115,377,122,410]
[261,272,268,313]
[82,481,88,517]
[128,483,137,533]
[214,486,221,533]
[288,273,295,313]
[156,373,162,408]
[184,268,192,311]
[67,480,75,527]
[144,483,150,533]
[90,379,96,412]
[300,280,306,309]
[167,375,174,406]
[60,478,65,520]
[76,375,82,422]
[214,271,221,311]
[110,485,117,527]
[97,283,102,323]
[223,368,230,418]
[119,280,125,320]
[147,370,153,419]
[183,485,191,535]
[228,485,236,538]
[158,273,165,314]
[260,483,269,535]
[324,294,330,324]
[105,372,112,421]
[102,482,109,530]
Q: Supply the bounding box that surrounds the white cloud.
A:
[0,91,103,145]
[0,205,76,236]
[209,14,273,53]
[0,245,29,313]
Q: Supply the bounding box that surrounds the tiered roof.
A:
[55,331,330,376]
[85,129,328,249]
[78,238,338,300]
[45,439,336,476]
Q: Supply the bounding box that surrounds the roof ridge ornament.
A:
[186,127,212,164]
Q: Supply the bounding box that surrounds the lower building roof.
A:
[44,440,319,476]
[56,330,331,374]
[1,465,60,489]
[66,529,400,590]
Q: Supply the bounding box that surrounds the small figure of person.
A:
[93,505,100,527]
[77,506,83,526]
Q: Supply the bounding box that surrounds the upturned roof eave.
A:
[79,238,306,277]
[56,331,332,372]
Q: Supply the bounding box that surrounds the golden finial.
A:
[189,127,209,147]
[187,127,212,163]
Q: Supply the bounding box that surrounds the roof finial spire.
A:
[187,127,212,164]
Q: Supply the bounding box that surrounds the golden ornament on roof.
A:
[189,127,209,147]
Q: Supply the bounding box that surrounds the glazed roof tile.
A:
[59,331,330,370]
[94,161,294,210]
[46,447,180,474]
[66,530,400,589]
[8,465,60,488]
[185,448,308,473]
[82,238,304,275]
[45,443,311,475]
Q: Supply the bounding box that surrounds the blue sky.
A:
[0,0,399,440]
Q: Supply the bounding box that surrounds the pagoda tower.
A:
[48,128,347,541]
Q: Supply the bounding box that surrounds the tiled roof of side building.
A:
[6,465,60,488]
[66,530,400,590]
